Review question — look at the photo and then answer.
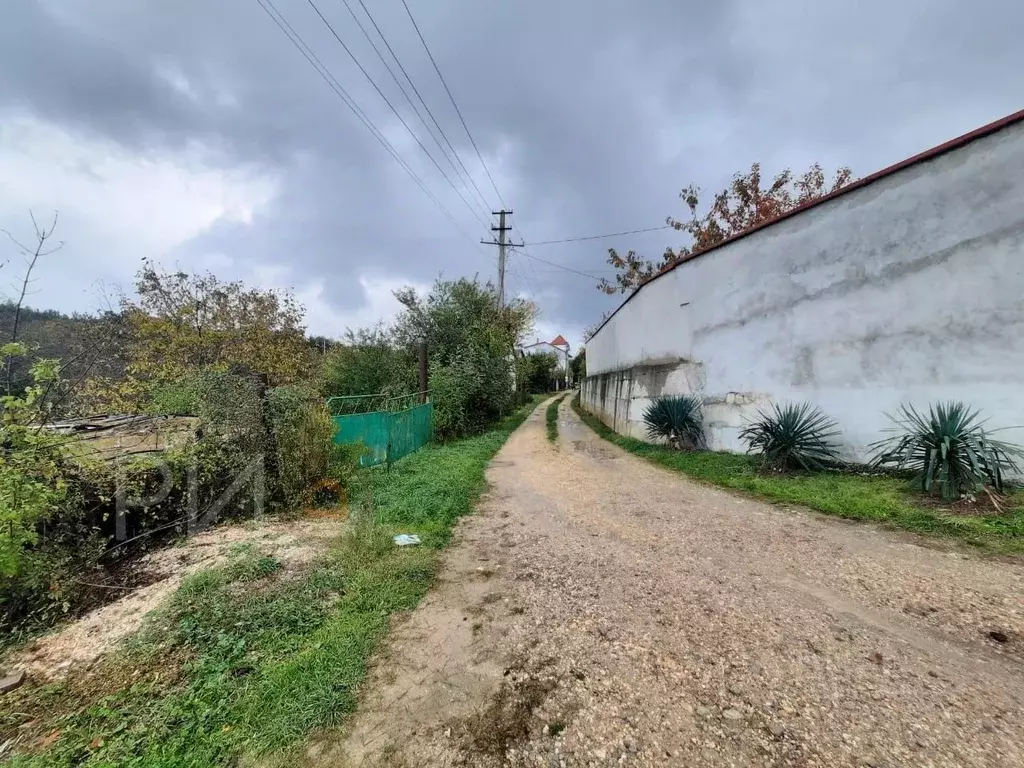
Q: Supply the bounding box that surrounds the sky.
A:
[1,0,1022,351]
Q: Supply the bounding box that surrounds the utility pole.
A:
[481,209,524,308]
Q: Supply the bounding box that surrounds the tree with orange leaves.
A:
[599,163,853,294]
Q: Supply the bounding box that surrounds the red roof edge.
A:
[588,107,1024,341]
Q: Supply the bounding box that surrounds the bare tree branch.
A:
[4,210,63,395]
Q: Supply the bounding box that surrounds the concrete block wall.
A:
[582,117,1024,462]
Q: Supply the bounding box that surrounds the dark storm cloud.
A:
[2,0,1023,341]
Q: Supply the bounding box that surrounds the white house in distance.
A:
[519,335,572,388]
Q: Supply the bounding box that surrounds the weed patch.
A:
[573,396,1024,553]
[546,395,566,443]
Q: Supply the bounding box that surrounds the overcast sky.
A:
[1,0,1021,350]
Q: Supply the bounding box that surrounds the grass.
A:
[572,395,1024,553]
[3,395,546,767]
[545,394,566,443]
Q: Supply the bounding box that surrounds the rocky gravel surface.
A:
[318,398,1024,768]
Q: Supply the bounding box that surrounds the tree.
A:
[320,325,416,400]
[106,262,315,405]
[600,162,853,294]
[517,351,559,394]
[2,211,64,394]
[570,348,586,382]
[393,277,537,439]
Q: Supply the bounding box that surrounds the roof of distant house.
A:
[588,107,1024,341]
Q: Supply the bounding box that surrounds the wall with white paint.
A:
[583,118,1024,461]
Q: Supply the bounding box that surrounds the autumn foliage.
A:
[600,163,853,294]
[80,261,315,412]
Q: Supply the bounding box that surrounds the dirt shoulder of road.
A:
[6,515,343,683]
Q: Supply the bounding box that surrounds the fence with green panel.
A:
[328,392,433,467]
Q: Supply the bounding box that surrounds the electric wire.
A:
[337,0,490,218]
[524,225,672,246]
[256,0,479,245]
[400,0,507,208]
[304,0,491,233]
[354,0,495,215]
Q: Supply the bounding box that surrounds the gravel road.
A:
[316,397,1024,768]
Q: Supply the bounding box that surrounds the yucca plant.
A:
[642,395,704,449]
[739,402,842,471]
[870,402,1023,500]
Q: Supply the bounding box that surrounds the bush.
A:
[1,366,357,637]
[267,385,354,508]
[739,402,841,471]
[642,395,704,449]
[870,401,1024,500]
[319,326,416,401]
[430,342,514,441]
[147,379,201,415]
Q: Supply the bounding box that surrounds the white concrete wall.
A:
[583,119,1024,461]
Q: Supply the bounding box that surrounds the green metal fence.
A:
[329,393,433,468]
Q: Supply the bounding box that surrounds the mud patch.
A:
[456,671,556,756]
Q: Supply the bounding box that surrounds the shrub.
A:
[740,401,841,471]
[429,341,514,441]
[267,385,347,509]
[870,401,1024,500]
[147,378,201,415]
[642,395,704,449]
[319,326,416,401]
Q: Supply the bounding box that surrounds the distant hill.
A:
[0,302,128,396]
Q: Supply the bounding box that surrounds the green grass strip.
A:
[546,394,567,443]
[571,394,1024,553]
[6,396,546,768]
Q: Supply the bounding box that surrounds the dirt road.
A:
[313,398,1024,767]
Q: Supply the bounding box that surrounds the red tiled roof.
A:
[550,335,569,347]
[589,108,1024,340]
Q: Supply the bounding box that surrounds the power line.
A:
[353,0,495,215]
[511,247,606,282]
[337,0,490,218]
[387,1,544,303]
[304,0,491,232]
[524,225,672,246]
[400,0,507,208]
[511,223,544,293]
[255,0,478,245]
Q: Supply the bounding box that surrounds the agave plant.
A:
[870,401,1023,500]
[739,402,842,471]
[642,395,704,449]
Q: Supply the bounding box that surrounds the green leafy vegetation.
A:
[739,401,842,470]
[573,395,1024,552]
[321,278,537,440]
[546,395,566,443]
[1,367,355,639]
[518,352,560,395]
[2,396,544,767]
[871,401,1024,500]
[642,395,704,449]
[569,349,586,382]
[0,346,69,577]
[319,326,416,402]
[2,228,541,640]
